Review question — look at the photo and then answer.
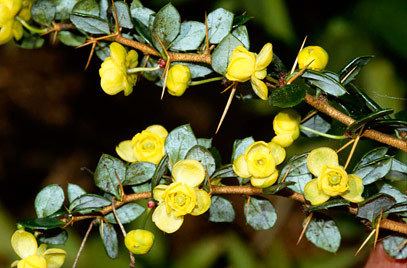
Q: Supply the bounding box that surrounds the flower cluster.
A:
[152,159,211,233]
[116,125,168,164]
[297,45,328,71]
[233,141,286,188]
[0,0,31,45]
[304,147,364,206]
[226,43,273,100]
[166,64,191,96]
[271,110,301,147]
[99,42,139,96]
[11,230,66,268]
[124,229,154,255]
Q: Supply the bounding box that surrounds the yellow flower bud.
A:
[317,165,349,196]
[225,46,256,82]
[131,129,165,164]
[304,178,330,206]
[163,182,197,217]
[298,46,328,71]
[272,110,301,147]
[341,174,364,203]
[99,42,138,96]
[250,170,279,188]
[166,64,191,96]
[124,229,154,255]
[245,141,275,178]
[232,154,251,178]
[271,134,294,148]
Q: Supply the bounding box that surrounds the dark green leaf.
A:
[151,154,169,190]
[54,0,78,20]
[262,181,295,195]
[379,184,407,203]
[15,31,45,49]
[382,236,407,260]
[354,157,392,185]
[212,164,235,178]
[132,11,154,45]
[244,197,277,230]
[114,1,133,29]
[302,70,347,96]
[346,84,387,114]
[105,203,145,224]
[99,222,119,259]
[152,3,180,53]
[357,194,396,222]
[38,229,68,245]
[31,0,56,25]
[371,119,407,129]
[171,21,205,51]
[186,145,216,176]
[305,217,341,253]
[231,26,249,48]
[347,109,393,134]
[278,153,313,194]
[70,14,110,34]
[232,12,252,28]
[57,31,86,46]
[69,194,111,214]
[67,183,86,203]
[339,56,374,85]
[124,162,156,185]
[35,184,65,218]
[354,147,388,169]
[307,199,350,212]
[165,124,198,169]
[386,202,407,215]
[301,115,331,137]
[269,84,305,108]
[211,34,243,75]
[209,196,235,222]
[18,217,65,230]
[231,137,254,161]
[207,8,234,44]
[94,154,126,198]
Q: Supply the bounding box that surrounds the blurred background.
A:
[0,0,406,267]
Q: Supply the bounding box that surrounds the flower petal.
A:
[304,179,330,206]
[268,142,286,165]
[232,154,251,178]
[271,134,294,148]
[145,125,168,140]
[250,76,268,100]
[306,147,339,177]
[115,140,137,163]
[11,230,38,259]
[172,159,205,187]
[109,42,127,66]
[152,204,184,233]
[255,43,273,71]
[43,248,66,268]
[17,255,46,268]
[341,174,364,203]
[190,189,211,216]
[153,185,168,202]
[250,170,279,188]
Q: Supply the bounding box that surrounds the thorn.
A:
[336,139,355,153]
[204,12,210,54]
[374,210,383,249]
[110,0,121,35]
[355,229,376,256]
[287,60,313,85]
[300,110,317,123]
[297,213,313,245]
[340,65,357,84]
[344,127,363,169]
[85,42,96,70]
[153,34,171,100]
[216,84,237,134]
[290,36,307,75]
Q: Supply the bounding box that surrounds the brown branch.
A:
[304,94,407,152]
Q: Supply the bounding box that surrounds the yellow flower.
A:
[250,170,279,188]
[11,230,66,268]
[152,160,210,233]
[232,154,251,178]
[225,43,273,100]
[0,0,24,45]
[116,125,168,164]
[304,147,364,205]
[166,64,191,97]
[124,229,154,255]
[297,46,328,71]
[271,110,301,147]
[99,42,138,96]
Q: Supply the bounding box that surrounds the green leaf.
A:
[182,63,213,79]
[151,154,169,190]
[54,0,78,20]
[197,138,212,149]
[165,124,198,169]
[31,0,56,25]
[67,183,86,203]
[211,34,243,75]
[15,32,45,49]
[301,115,331,138]
[212,164,235,178]
[57,31,86,46]
[305,217,341,253]
[105,203,145,224]
[354,147,388,169]
[207,8,234,44]
[18,217,65,230]
[232,12,252,28]
[130,6,154,27]
[124,162,156,185]
[346,109,394,134]
[339,56,374,85]
[231,137,254,161]
[99,222,119,259]
[35,184,65,218]
[389,158,407,181]
[379,184,407,203]
[346,84,386,114]
[152,3,180,52]
[244,197,277,230]
[38,229,68,245]
[231,26,249,49]
[382,236,407,260]
[69,194,111,214]
[307,199,350,212]
[302,70,347,97]
[114,1,133,29]
[186,145,216,176]
[70,0,109,34]
[386,202,407,215]
[131,181,151,193]
[278,153,313,194]
[99,0,108,19]
[357,194,396,222]
[209,196,235,222]
[354,157,392,185]
[262,181,295,195]
[94,154,126,198]
[269,84,305,108]
[171,21,205,51]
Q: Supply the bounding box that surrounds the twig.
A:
[72,220,96,268]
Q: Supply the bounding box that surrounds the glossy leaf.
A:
[211,34,243,75]
[209,196,235,222]
[171,21,206,51]
[57,31,86,46]
[114,1,133,29]
[307,199,350,212]
[357,194,396,222]
[301,114,331,137]
[305,217,341,253]
[165,124,198,169]
[302,70,347,97]
[124,162,156,185]
[38,229,68,245]
[31,0,56,25]
[231,26,249,49]
[54,0,78,20]
[131,181,151,193]
[269,84,305,108]
[278,153,313,194]
[186,145,216,176]
[94,154,126,198]
[354,157,392,185]
[35,184,65,218]
[70,0,110,34]
[130,6,155,27]
[382,236,407,260]
[182,63,213,79]
[207,8,234,44]
[232,12,252,28]
[105,203,145,224]
[152,3,180,53]
[231,137,254,161]
[212,164,235,178]
[339,55,374,85]
[67,183,86,203]
[244,197,277,230]
[354,147,388,169]
[69,194,111,214]
[379,184,407,203]
[99,222,119,259]
[197,138,212,149]
[151,154,169,190]
[346,109,393,134]
[18,217,65,230]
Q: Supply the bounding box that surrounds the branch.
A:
[304,94,407,152]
